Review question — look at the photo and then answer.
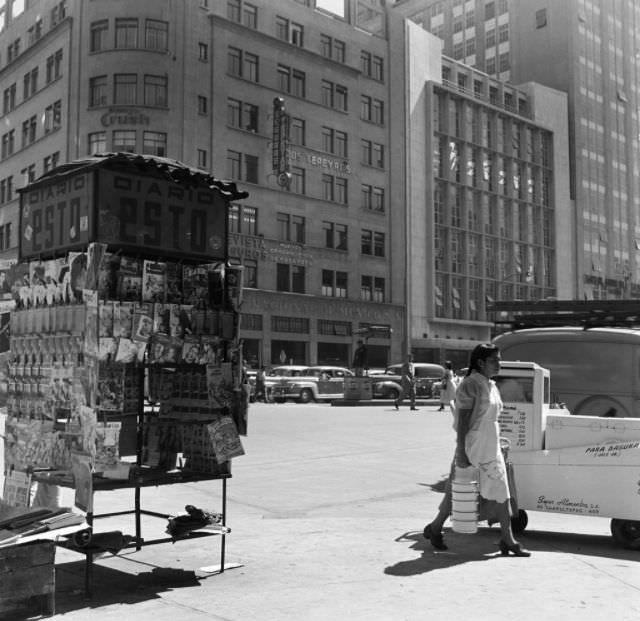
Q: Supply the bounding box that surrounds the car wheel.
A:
[610,519,640,549]
[510,509,528,534]
[387,388,400,401]
[298,388,314,404]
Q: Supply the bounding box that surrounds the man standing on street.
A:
[395,353,417,411]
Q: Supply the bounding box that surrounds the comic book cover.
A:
[149,334,179,364]
[98,300,114,337]
[68,251,88,303]
[114,337,139,363]
[113,301,134,338]
[98,336,117,361]
[198,335,219,365]
[97,252,121,300]
[43,258,65,306]
[132,302,153,343]
[182,264,209,306]
[117,256,143,302]
[86,242,108,291]
[206,416,245,464]
[0,258,16,301]
[153,303,171,335]
[96,366,124,411]
[165,261,182,304]
[142,260,167,303]
[29,261,47,307]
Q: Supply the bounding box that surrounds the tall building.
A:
[394,0,640,301]
[387,11,568,367]
[0,0,404,368]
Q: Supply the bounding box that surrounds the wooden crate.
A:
[0,540,55,617]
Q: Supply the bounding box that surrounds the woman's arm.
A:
[455,407,472,467]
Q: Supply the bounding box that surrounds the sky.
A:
[316,0,346,18]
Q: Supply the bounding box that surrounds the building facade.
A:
[0,0,566,369]
[394,0,640,302]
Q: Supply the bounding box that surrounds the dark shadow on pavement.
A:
[52,556,204,615]
[418,476,449,493]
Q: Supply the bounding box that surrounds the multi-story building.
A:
[394,0,640,301]
[0,0,567,368]
[387,12,568,366]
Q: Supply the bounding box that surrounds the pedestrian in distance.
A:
[423,343,530,556]
[438,360,458,412]
[394,353,417,411]
[256,366,270,402]
[352,339,369,377]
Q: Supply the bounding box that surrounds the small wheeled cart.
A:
[496,361,640,549]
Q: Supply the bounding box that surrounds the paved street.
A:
[17,402,640,621]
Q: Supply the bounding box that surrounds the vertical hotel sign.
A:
[20,173,93,260]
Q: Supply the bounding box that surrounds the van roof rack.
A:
[489,299,640,330]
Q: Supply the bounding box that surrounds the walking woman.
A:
[424,343,530,556]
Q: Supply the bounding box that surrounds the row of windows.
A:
[270,263,386,301]
[88,130,166,157]
[1,99,62,160]
[0,149,59,208]
[226,1,384,79]
[230,204,386,256]
[89,74,167,107]
[90,18,168,53]
[2,50,63,116]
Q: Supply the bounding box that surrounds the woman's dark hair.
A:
[467,343,499,376]
[445,360,453,370]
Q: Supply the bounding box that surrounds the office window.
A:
[142,131,166,156]
[50,0,66,26]
[277,65,306,98]
[88,131,106,155]
[276,264,305,293]
[3,84,16,114]
[229,204,258,235]
[362,184,385,212]
[228,47,258,81]
[361,230,385,257]
[485,1,495,20]
[1,130,15,159]
[22,67,38,99]
[0,222,11,250]
[322,127,347,156]
[361,140,384,168]
[226,150,258,183]
[0,177,14,204]
[46,49,63,83]
[289,166,305,194]
[198,95,208,115]
[486,28,496,47]
[361,276,385,302]
[21,164,36,185]
[197,149,207,169]
[199,42,208,61]
[144,75,167,106]
[277,213,305,243]
[290,117,305,145]
[243,2,258,28]
[90,20,108,52]
[535,8,547,28]
[115,18,138,48]
[276,16,304,46]
[361,96,383,124]
[321,80,347,111]
[227,99,258,132]
[499,52,510,73]
[321,34,345,62]
[322,174,347,204]
[113,130,136,153]
[21,116,37,147]
[44,100,62,133]
[43,152,60,173]
[114,74,136,105]
[7,39,20,62]
[228,0,241,21]
[323,221,348,250]
[145,19,168,51]
[498,23,509,43]
[322,270,347,298]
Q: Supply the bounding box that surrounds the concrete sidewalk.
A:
[11,403,640,621]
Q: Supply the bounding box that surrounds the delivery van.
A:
[493,326,640,418]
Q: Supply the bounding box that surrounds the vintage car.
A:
[270,366,354,403]
[371,362,446,399]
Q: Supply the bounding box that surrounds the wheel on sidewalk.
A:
[610,519,640,549]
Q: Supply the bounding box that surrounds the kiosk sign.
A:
[96,169,227,261]
[20,172,93,259]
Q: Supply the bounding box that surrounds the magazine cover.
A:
[68,251,88,303]
[153,303,171,335]
[181,335,200,364]
[113,301,134,339]
[43,258,65,306]
[182,265,209,306]
[114,337,139,363]
[149,334,179,364]
[98,300,114,337]
[86,242,108,291]
[83,290,99,358]
[199,335,219,365]
[117,256,143,302]
[206,416,245,464]
[142,260,167,303]
[132,302,154,343]
[165,261,182,304]
[98,336,117,361]
[97,252,121,299]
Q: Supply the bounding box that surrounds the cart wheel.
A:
[510,509,528,534]
[298,388,314,403]
[610,519,640,550]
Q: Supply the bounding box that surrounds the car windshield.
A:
[267,367,308,377]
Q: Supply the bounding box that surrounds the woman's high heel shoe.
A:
[424,524,448,550]
[498,540,531,557]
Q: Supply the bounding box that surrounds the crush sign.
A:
[96,169,227,260]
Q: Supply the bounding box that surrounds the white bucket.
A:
[451,467,479,534]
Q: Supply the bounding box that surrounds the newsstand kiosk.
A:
[0,153,249,614]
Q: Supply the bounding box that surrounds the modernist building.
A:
[0,0,567,369]
[393,0,640,301]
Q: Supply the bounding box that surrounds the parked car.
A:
[372,362,446,399]
[270,366,354,403]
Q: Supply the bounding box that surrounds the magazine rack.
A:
[3,153,249,600]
